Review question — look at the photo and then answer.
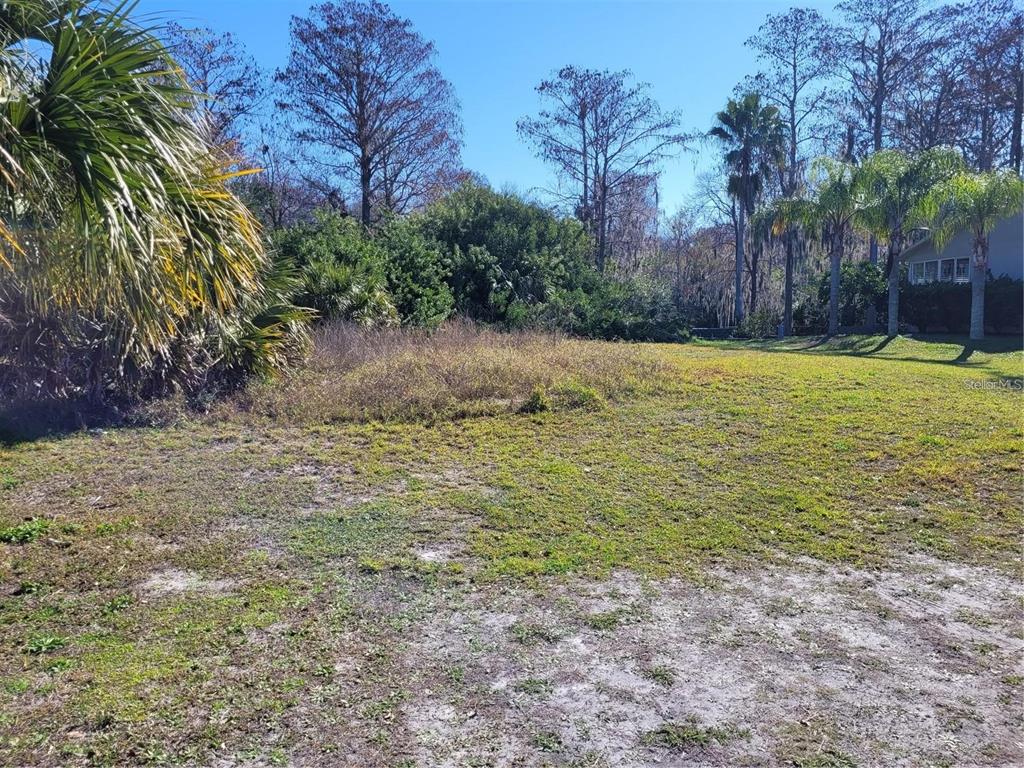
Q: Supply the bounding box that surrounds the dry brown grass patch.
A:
[223,321,670,424]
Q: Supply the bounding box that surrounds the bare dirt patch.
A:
[140,567,237,595]
[400,556,1023,767]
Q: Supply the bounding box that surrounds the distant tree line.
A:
[692,0,1023,336]
[160,0,694,344]
[163,0,1023,344]
[3,0,1020,405]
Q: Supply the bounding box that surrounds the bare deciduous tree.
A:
[606,172,661,274]
[954,0,1022,171]
[518,67,688,272]
[165,23,264,149]
[832,0,938,329]
[276,0,463,227]
[892,58,965,152]
[665,183,743,329]
[835,0,938,157]
[233,123,322,230]
[746,7,833,334]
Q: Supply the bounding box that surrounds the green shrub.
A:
[900,279,970,333]
[378,217,454,328]
[900,274,1022,334]
[209,251,313,386]
[418,183,592,325]
[519,385,552,414]
[982,276,1024,334]
[814,261,887,328]
[552,381,604,410]
[538,275,690,342]
[275,211,458,329]
[273,211,397,325]
[794,261,887,334]
[736,308,781,339]
[299,260,397,325]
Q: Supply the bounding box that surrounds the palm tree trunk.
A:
[886,239,901,337]
[829,245,841,336]
[886,263,900,336]
[735,204,745,324]
[865,237,878,329]
[970,236,987,341]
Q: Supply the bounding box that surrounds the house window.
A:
[911,257,971,285]
[955,258,969,282]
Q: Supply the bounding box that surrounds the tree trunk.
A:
[674,246,683,308]
[1012,50,1023,174]
[359,152,372,227]
[783,230,794,336]
[735,204,745,325]
[970,237,987,340]
[979,111,994,171]
[580,108,589,230]
[596,185,608,272]
[860,55,884,327]
[887,258,900,336]
[866,66,881,331]
[829,244,841,336]
[865,237,879,329]
[749,241,760,316]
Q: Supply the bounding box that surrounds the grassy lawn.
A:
[1,332,1021,766]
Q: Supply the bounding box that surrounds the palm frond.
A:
[917,170,1024,253]
[0,0,303,399]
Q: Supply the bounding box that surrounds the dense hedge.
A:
[793,261,886,333]
[793,259,1022,335]
[900,275,1023,334]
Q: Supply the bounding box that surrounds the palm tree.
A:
[0,0,291,398]
[709,93,785,325]
[915,170,1024,340]
[859,148,965,337]
[782,158,869,336]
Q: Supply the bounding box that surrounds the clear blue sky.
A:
[137,0,836,213]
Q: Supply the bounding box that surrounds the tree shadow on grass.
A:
[0,398,124,446]
[705,333,1023,369]
[788,334,896,356]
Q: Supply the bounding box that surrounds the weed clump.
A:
[642,665,677,687]
[553,380,605,410]
[519,385,552,414]
[509,621,560,645]
[0,519,50,544]
[642,716,747,749]
[514,677,553,695]
[584,609,627,631]
[24,634,67,655]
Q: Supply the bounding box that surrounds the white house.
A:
[901,211,1023,284]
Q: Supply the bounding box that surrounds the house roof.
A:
[897,211,1024,262]
[898,232,935,261]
